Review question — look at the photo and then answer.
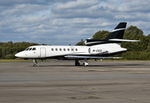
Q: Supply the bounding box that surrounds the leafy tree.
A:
[146,35,150,51]
[0,42,38,59]
[76,39,85,45]
[122,26,146,51]
[92,30,110,40]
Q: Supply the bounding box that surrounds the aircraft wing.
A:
[65,55,122,59]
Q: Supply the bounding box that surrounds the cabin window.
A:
[51,48,54,51]
[64,48,66,51]
[29,48,32,51]
[67,48,70,51]
[71,49,74,51]
[75,48,78,51]
[55,48,58,51]
[59,48,62,51]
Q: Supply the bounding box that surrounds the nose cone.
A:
[15,52,22,58]
[122,48,127,52]
[15,52,26,58]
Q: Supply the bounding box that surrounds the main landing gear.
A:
[83,61,88,66]
[75,60,89,66]
[75,60,80,66]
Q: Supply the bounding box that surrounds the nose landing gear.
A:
[33,59,38,67]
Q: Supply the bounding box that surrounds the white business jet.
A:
[15,22,139,66]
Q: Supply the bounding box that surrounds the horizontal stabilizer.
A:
[109,39,140,42]
[65,55,122,59]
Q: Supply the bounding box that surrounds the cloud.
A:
[0,0,150,44]
[53,0,99,10]
[0,0,72,6]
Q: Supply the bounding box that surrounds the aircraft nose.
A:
[15,52,21,57]
[15,52,26,58]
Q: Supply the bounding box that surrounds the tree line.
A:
[0,42,37,59]
[0,25,150,60]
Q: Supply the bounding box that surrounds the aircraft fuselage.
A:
[15,43,127,59]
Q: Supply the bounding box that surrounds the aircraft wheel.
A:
[83,62,88,66]
[75,60,80,66]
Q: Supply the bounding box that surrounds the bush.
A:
[4,54,16,59]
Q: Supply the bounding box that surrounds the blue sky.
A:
[0,0,150,45]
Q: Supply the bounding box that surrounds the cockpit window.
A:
[25,47,36,51]
[32,48,36,50]
[25,48,29,51]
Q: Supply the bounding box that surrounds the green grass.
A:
[0,59,32,63]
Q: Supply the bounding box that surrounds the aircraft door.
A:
[88,48,91,54]
[40,47,46,57]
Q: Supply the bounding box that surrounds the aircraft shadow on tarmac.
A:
[32,63,144,68]
[35,65,74,67]
[87,64,143,67]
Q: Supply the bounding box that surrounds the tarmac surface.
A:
[0,60,150,103]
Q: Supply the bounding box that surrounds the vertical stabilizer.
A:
[104,22,127,40]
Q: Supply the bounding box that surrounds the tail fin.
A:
[84,22,139,46]
[104,22,127,40]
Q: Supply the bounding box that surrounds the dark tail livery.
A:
[85,22,132,46]
[104,22,127,40]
